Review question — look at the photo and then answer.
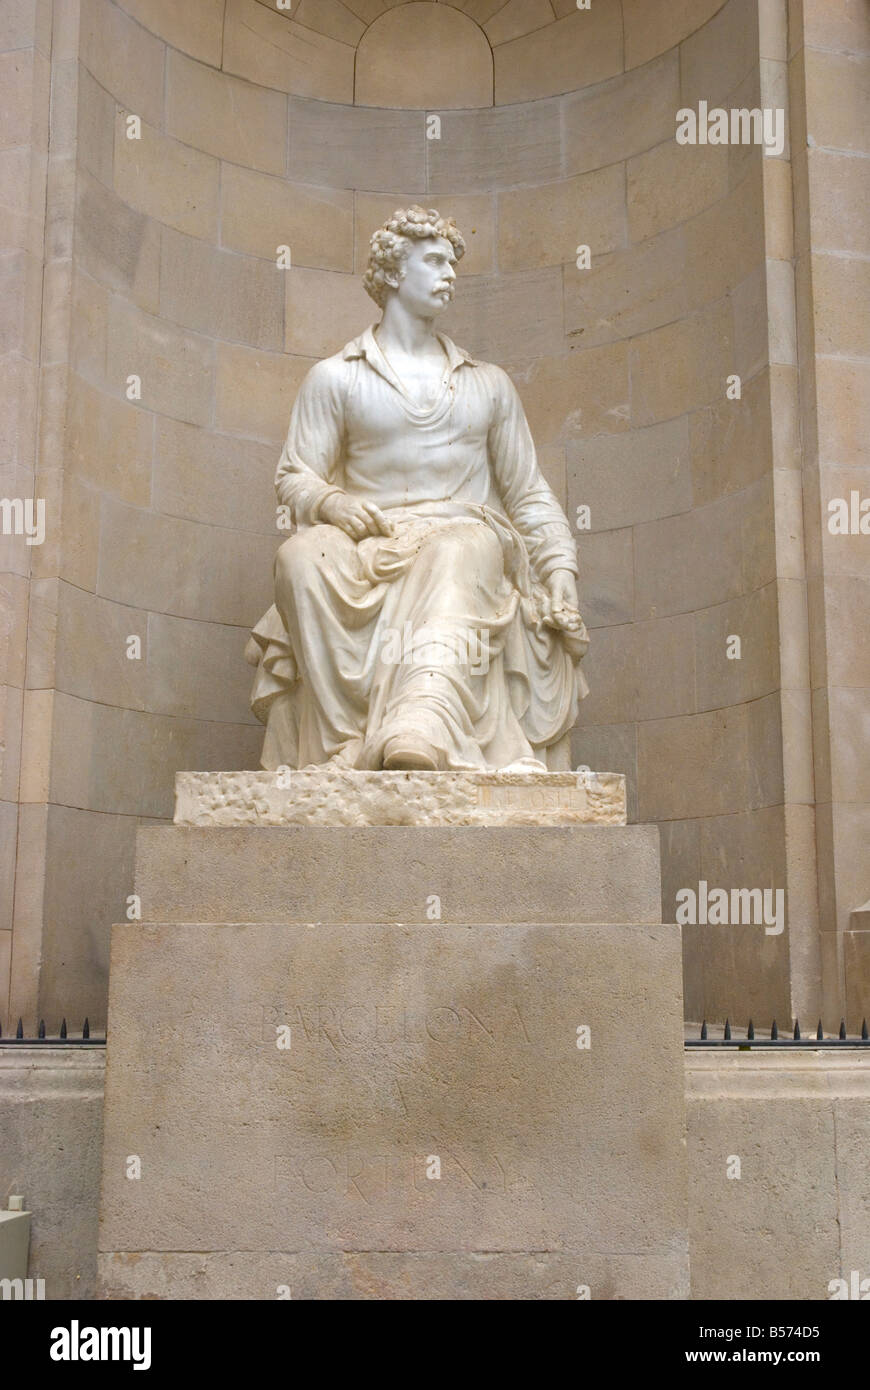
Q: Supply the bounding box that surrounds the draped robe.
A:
[246,326,589,771]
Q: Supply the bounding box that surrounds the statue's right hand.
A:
[319,492,394,540]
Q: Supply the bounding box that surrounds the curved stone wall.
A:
[7,0,803,1029]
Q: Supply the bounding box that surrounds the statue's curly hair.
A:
[363,206,465,308]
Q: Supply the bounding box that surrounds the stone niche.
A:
[7,0,844,1044]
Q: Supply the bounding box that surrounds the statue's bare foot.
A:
[382,736,439,771]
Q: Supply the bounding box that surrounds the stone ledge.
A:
[0,1046,105,1097]
[685,1050,870,1099]
[174,768,627,828]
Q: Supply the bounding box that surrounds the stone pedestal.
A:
[98,776,688,1300]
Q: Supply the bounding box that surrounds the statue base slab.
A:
[98,816,687,1299]
[174,768,626,827]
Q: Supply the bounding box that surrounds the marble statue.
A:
[246,206,589,773]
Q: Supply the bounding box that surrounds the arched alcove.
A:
[9,0,820,1038]
[355,3,493,108]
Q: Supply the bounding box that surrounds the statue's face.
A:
[393,235,457,318]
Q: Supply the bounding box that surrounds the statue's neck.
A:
[375,300,441,358]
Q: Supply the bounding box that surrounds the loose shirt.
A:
[274,326,578,585]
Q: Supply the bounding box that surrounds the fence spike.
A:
[840,1018,847,1040]
[83,1017,90,1039]
[60,1018,67,1039]
[38,1018,45,1038]
[724,1017,731,1040]
[16,1018,23,1039]
[700,1020,707,1040]
[817,1019,824,1041]
[771,1019,778,1040]
[793,1018,801,1040]
[863,1019,869,1042]
[747,1018,754,1040]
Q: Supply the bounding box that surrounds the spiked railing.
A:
[686,1017,870,1048]
[0,1018,104,1045]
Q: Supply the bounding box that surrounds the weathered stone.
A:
[686,1051,870,1300]
[98,899,688,1298]
[174,768,626,828]
[0,1047,104,1299]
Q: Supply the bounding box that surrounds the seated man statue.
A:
[246,206,589,773]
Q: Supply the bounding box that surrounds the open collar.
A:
[342,324,480,381]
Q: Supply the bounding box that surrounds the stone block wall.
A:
[4,1045,869,1300]
[0,0,866,1032]
[687,1049,870,1299]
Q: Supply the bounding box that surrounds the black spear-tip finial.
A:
[83,1017,90,1039]
[724,1018,732,1040]
[771,1018,778,1040]
[700,1020,708,1040]
[840,1018,847,1040]
[816,1019,824,1041]
[794,1018,801,1040]
[863,1019,869,1042]
[60,1018,67,1039]
[16,1018,23,1039]
[747,1018,755,1040]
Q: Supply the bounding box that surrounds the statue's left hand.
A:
[546,569,582,631]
